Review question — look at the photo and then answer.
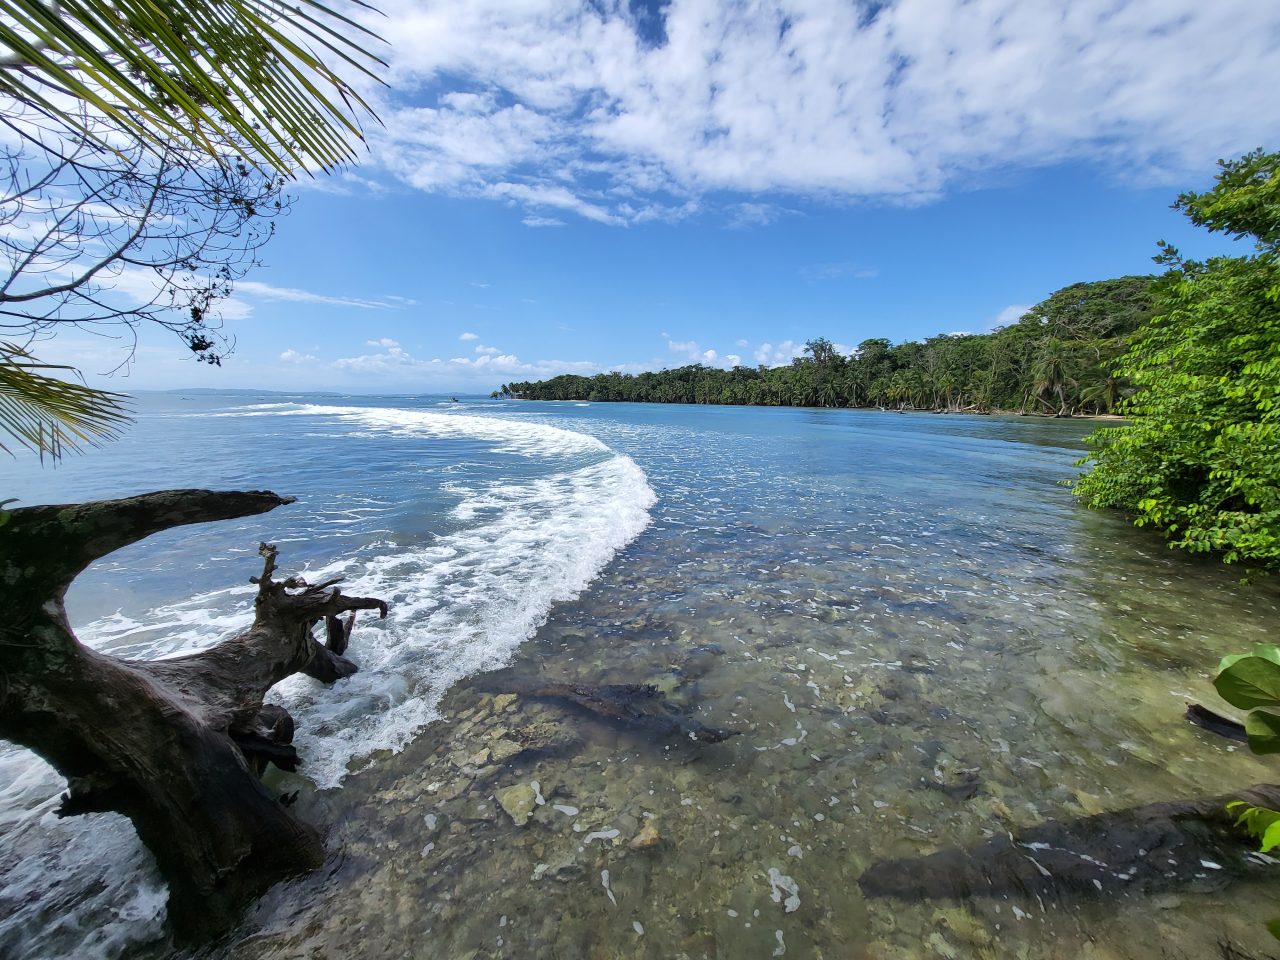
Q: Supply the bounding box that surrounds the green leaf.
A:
[1245,709,1280,755]
[0,343,130,462]
[1267,916,1280,941]
[1214,655,1280,710]
[1218,652,1253,674]
[1262,820,1280,853]
[0,0,387,176]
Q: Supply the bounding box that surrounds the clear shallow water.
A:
[1,394,1277,959]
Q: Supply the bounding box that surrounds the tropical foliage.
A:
[1215,643,1280,939]
[499,276,1156,415]
[0,340,128,458]
[1215,643,1280,755]
[1075,150,1280,568]
[0,0,383,173]
[0,0,384,459]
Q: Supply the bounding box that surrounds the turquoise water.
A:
[1,394,1277,959]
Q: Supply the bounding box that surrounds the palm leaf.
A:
[0,0,386,174]
[0,342,131,461]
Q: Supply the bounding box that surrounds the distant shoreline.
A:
[500,396,1127,422]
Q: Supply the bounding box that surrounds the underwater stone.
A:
[441,778,472,801]
[494,693,518,713]
[491,739,523,763]
[550,858,585,882]
[931,908,992,948]
[629,821,662,850]
[497,783,538,826]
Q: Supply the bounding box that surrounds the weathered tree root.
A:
[0,490,388,941]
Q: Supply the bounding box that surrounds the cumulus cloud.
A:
[754,340,806,367]
[280,348,318,363]
[663,335,749,369]
[458,331,479,340]
[664,335,724,367]
[991,303,1033,329]
[365,0,1280,224]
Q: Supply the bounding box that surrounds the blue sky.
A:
[43,0,1280,394]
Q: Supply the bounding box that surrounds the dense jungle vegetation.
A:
[497,274,1157,415]
[1075,150,1280,568]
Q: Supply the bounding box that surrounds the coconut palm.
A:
[1079,374,1132,414]
[1031,341,1079,416]
[0,341,128,459]
[1,0,384,459]
[0,0,384,173]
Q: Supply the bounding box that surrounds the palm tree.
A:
[0,0,384,173]
[1079,374,1131,414]
[0,342,129,460]
[1031,341,1079,416]
[1,0,385,459]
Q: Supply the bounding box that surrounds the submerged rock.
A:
[496,783,538,826]
[629,821,662,850]
[859,781,1280,902]
[490,739,523,763]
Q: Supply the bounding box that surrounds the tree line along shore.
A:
[494,275,1155,417]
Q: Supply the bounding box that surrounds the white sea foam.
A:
[0,406,656,958]
[105,406,653,785]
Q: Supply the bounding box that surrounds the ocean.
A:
[2,393,1277,959]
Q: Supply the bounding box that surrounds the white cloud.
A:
[475,344,500,355]
[665,336,719,366]
[366,0,1280,224]
[735,339,749,348]
[663,334,747,369]
[458,331,479,340]
[800,262,878,281]
[754,340,805,367]
[235,280,413,309]
[330,339,627,387]
[280,348,317,363]
[992,303,1033,329]
[726,202,792,228]
[522,215,566,227]
[367,337,400,348]
[486,181,623,225]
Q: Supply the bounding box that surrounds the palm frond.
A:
[0,342,131,461]
[0,0,386,175]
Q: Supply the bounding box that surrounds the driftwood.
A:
[503,681,740,743]
[859,782,1280,902]
[0,490,387,940]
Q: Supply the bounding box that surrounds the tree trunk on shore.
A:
[0,490,388,941]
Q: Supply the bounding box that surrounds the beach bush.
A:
[1075,150,1280,568]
